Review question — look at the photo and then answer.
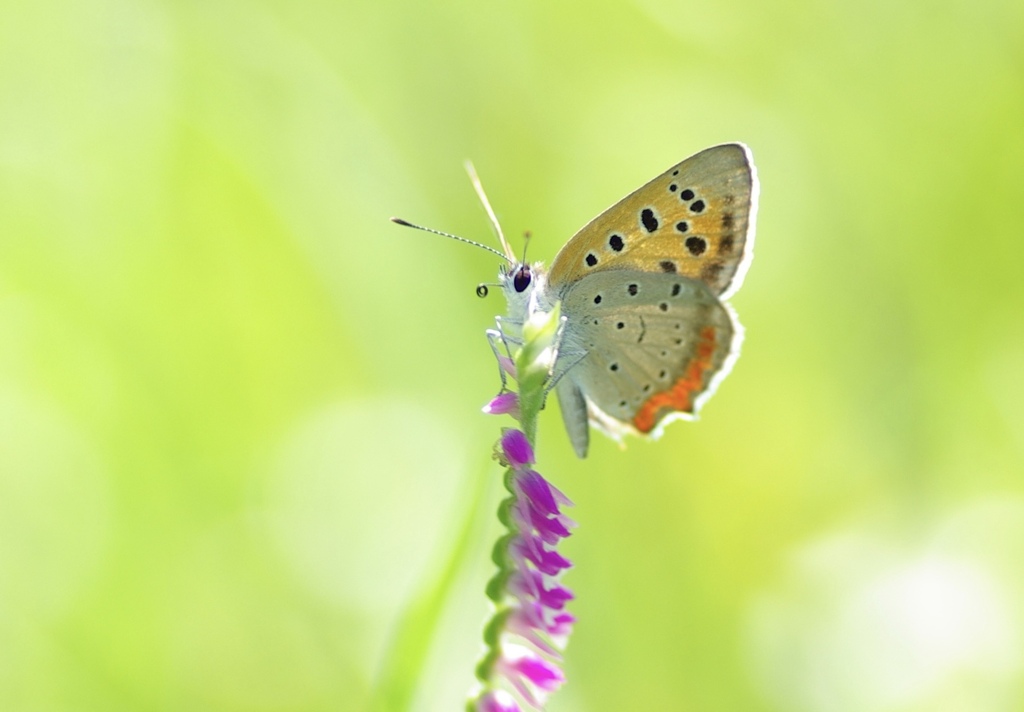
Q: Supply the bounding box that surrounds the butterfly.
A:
[395,143,758,458]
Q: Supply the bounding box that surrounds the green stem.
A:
[515,303,561,446]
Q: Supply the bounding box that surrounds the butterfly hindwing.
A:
[547,143,757,298]
[554,269,739,457]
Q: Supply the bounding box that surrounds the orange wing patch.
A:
[632,326,718,433]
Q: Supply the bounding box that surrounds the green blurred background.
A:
[2,1,1023,710]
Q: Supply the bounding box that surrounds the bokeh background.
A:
[2,1,1023,711]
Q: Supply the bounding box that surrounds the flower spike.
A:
[469,305,577,711]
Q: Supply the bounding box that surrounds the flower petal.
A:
[508,569,574,610]
[527,505,571,543]
[515,470,559,515]
[475,689,521,712]
[500,429,534,468]
[483,392,520,417]
[508,651,565,692]
[496,646,565,708]
[548,612,576,636]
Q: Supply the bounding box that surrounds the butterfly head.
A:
[498,260,551,323]
[509,262,532,293]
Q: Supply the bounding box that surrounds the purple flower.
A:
[494,647,566,708]
[483,392,520,417]
[514,471,563,515]
[508,571,574,613]
[505,601,575,656]
[511,535,572,577]
[500,429,534,468]
[513,497,572,545]
[472,421,576,709]
[475,689,521,712]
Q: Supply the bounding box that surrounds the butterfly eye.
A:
[513,265,532,293]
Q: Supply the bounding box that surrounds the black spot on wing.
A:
[640,208,659,233]
[685,236,707,256]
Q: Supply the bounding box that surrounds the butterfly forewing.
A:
[547,143,757,298]
[554,270,739,456]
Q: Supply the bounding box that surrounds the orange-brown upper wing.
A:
[547,143,758,298]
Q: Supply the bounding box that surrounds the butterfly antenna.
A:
[520,229,532,265]
[389,217,510,261]
[464,161,516,263]
[476,282,499,298]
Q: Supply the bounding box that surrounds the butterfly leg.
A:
[546,346,586,392]
[486,318,522,391]
[494,314,524,343]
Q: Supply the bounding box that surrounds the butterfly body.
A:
[498,143,758,458]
